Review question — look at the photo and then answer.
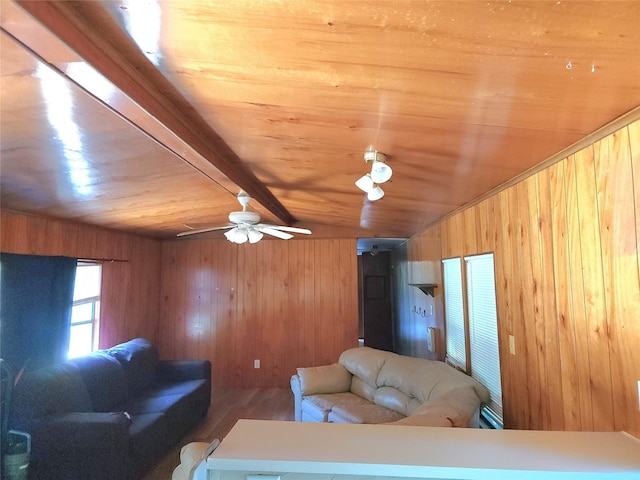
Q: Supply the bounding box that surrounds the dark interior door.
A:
[359,251,393,351]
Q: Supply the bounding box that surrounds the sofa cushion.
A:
[339,347,395,388]
[300,397,331,422]
[302,392,370,422]
[108,338,159,395]
[373,386,413,416]
[297,363,351,396]
[124,392,193,439]
[376,354,429,391]
[329,403,405,424]
[127,412,171,475]
[391,386,482,427]
[142,379,207,399]
[11,362,92,428]
[71,351,128,412]
[405,361,490,404]
[350,375,376,402]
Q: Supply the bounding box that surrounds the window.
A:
[464,253,502,424]
[442,257,466,369]
[442,253,503,427]
[69,262,101,359]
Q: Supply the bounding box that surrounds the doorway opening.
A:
[356,238,406,351]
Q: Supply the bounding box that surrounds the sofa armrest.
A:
[393,386,481,428]
[157,360,212,383]
[296,363,352,396]
[28,411,131,479]
[290,375,303,421]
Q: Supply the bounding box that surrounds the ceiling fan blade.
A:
[258,226,293,240]
[257,224,312,235]
[177,225,234,237]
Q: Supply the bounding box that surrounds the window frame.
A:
[68,261,102,358]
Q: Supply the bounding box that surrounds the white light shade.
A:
[225,227,248,244]
[247,228,264,244]
[367,186,385,201]
[355,174,374,192]
[370,160,392,183]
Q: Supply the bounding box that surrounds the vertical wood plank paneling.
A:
[534,167,566,431]
[199,241,214,362]
[524,174,552,430]
[515,180,541,430]
[493,189,517,428]
[594,126,640,436]
[632,122,640,272]
[217,241,237,386]
[393,119,640,438]
[157,237,358,388]
[159,241,177,358]
[290,241,305,370]
[549,159,582,431]
[237,241,256,386]
[565,153,594,431]
[573,144,615,431]
[303,240,317,365]
[462,207,478,255]
[340,239,359,353]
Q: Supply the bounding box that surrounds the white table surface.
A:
[207,419,640,479]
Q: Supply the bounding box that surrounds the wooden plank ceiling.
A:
[1,1,639,240]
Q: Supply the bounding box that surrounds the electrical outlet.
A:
[509,335,516,355]
[254,359,260,369]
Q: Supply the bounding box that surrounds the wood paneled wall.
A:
[0,211,162,348]
[400,120,640,437]
[158,238,359,388]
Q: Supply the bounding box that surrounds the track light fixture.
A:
[355,150,392,201]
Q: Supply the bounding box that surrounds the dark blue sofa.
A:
[9,338,211,479]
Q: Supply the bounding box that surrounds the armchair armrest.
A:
[156,360,212,383]
[28,411,131,479]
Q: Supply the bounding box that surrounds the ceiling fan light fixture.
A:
[225,227,249,244]
[363,150,386,163]
[355,173,374,192]
[370,160,392,184]
[367,186,385,201]
[357,150,391,200]
[247,228,264,244]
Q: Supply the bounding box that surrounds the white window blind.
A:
[465,253,503,423]
[442,257,466,369]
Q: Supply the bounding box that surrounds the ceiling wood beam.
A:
[14,0,296,225]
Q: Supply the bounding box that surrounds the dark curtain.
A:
[0,253,77,372]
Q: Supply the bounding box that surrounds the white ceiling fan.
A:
[177,192,312,243]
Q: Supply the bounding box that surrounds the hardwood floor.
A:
[142,387,294,480]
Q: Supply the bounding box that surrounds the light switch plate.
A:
[254,359,260,369]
